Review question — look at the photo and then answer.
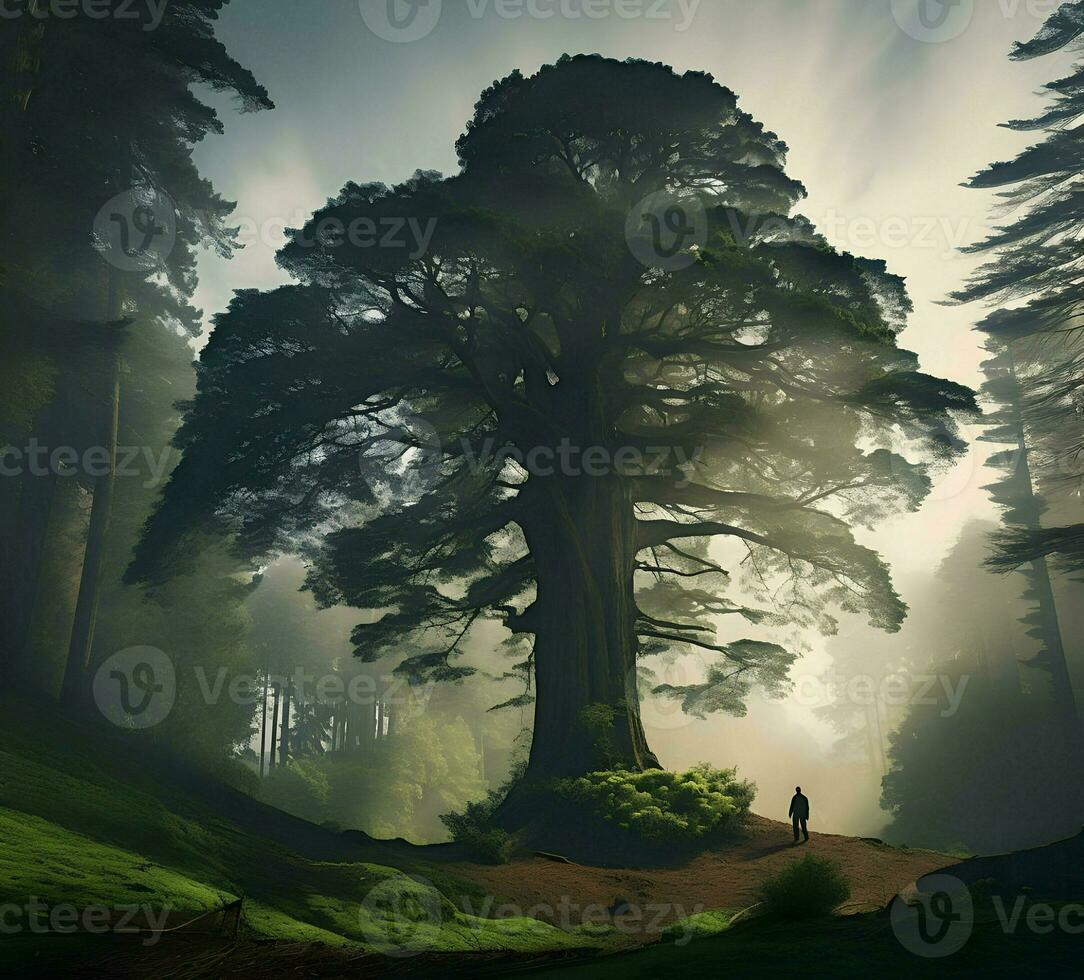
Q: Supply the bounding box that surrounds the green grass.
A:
[0,700,597,962]
[660,908,733,943]
[516,910,1084,979]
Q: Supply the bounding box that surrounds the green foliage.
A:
[440,754,526,862]
[555,764,755,840]
[661,909,733,943]
[579,702,621,767]
[261,715,486,843]
[260,759,331,824]
[460,828,516,866]
[758,854,851,919]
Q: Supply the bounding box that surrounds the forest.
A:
[2,1,1084,977]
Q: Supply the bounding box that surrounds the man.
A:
[789,786,810,843]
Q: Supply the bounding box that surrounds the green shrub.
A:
[661,909,732,943]
[459,827,516,865]
[758,854,851,919]
[440,756,526,862]
[554,763,755,840]
[259,758,330,824]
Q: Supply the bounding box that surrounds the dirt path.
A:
[443,814,955,931]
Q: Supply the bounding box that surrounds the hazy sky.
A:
[191,0,1074,832]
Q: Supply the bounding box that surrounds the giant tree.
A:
[133,57,974,817]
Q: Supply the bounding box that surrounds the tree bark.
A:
[497,473,659,827]
[278,677,291,768]
[268,682,280,770]
[259,672,268,777]
[59,350,120,709]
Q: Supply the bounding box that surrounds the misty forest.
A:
[4,1,1084,977]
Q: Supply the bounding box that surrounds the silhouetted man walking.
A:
[789,786,810,842]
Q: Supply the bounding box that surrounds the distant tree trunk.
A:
[59,341,121,707]
[269,681,281,770]
[497,473,659,827]
[4,452,58,681]
[359,693,377,748]
[278,677,291,768]
[59,260,126,708]
[1006,350,1078,725]
[259,672,268,777]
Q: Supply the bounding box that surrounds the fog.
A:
[188,0,1075,836]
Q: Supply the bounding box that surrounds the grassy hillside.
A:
[0,698,599,972]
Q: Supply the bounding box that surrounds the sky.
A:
[191,0,1074,833]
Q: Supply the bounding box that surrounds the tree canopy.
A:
[133,56,976,794]
[954,1,1084,580]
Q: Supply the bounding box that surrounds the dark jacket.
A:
[789,793,810,819]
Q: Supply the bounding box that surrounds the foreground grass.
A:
[0,703,598,965]
[511,910,1082,979]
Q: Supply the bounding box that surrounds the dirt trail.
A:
[444,814,954,929]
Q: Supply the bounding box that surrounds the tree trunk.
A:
[259,672,268,777]
[59,345,121,709]
[1006,350,1078,725]
[3,455,58,681]
[497,473,659,827]
[278,677,291,768]
[269,682,281,770]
